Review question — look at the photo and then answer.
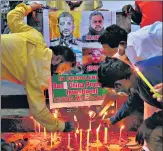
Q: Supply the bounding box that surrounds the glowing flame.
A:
[111,103,114,106]
[121,125,125,130]
[96,127,100,132]
[135,67,139,72]
[53,109,58,118]
[74,115,77,122]
[76,129,79,134]
[88,111,94,118]
[104,112,107,116]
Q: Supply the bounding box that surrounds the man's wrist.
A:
[110,116,117,125]
[54,120,65,132]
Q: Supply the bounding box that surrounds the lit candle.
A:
[37,122,40,133]
[88,111,93,130]
[74,115,79,130]
[53,112,58,142]
[50,132,53,148]
[135,67,161,98]
[86,129,90,147]
[74,131,78,145]
[119,125,124,142]
[104,127,108,144]
[44,127,46,138]
[54,132,57,143]
[67,133,70,148]
[111,102,114,106]
[79,129,82,151]
[96,128,99,143]
[30,116,37,132]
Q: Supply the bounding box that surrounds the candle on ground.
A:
[104,127,108,144]
[86,129,90,147]
[54,132,57,142]
[37,122,40,133]
[96,128,99,143]
[50,132,53,148]
[67,133,70,148]
[74,115,79,130]
[88,111,94,130]
[53,112,58,141]
[30,116,37,132]
[43,127,46,138]
[79,129,82,151]
[119,125,124,142]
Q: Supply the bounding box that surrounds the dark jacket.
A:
[110,56,163,127]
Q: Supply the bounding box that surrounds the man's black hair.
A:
[50,45,76,74]
[89,11,104,20]
[58,12,74,24]
[98,24,128,48]
[98,57,132,88]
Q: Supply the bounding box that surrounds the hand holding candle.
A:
[135,67,162,99]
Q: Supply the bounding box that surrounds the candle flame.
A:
[121,125,125,130]
[53,109,59,118]
[111,103,114,106]
[53,113,57,118]
[74,115,77,122]
[135,67,139,72]
[76,129,79,134]
[88,111,94,117]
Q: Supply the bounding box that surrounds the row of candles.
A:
[30,110,125,149]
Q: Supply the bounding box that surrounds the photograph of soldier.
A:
[81,11,116,42]
[50,11,82,47]
[49,11,82,75]
[82,48,105,74]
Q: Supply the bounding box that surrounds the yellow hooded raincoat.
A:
[1,3,65,132]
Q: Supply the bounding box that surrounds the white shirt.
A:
[126,21,162,65]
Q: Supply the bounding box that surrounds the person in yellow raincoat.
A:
[1,2,76,133]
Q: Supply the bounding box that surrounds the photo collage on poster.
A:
[48,10,116,75]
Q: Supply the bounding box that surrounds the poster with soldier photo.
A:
[81,11,116,42]
[48,10,83,75]
[42,9,131,108]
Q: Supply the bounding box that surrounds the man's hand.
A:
[152,83,163,102]
[122,4,134,16]
[136,123,153,145]
[63,121,75,132]
[101,118,112,127]
[30,2,43,12]
[29,2,43,22]
[90,111,103,122]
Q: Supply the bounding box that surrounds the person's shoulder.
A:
[50,38,60,46]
